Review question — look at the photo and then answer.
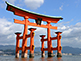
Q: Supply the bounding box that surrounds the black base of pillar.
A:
[29,53,34,58]
[48,52,55,57]
[15,53,19,58]
[42,55,45,57]
[21,53,27,58]
[57,53,62,57]
[41,53,45,57]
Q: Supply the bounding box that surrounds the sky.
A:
[0,0,81,48]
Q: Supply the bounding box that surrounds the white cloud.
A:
[58,22,81,48]
[0,18,23,45]
[7,35,12,39]
[59,5,63,11]
[63,28,73,36]
[24,0,44,10]
[61,26,66,30]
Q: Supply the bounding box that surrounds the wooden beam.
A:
[42,38,48,41]
[6,2,63,24]
[14,19,25,24]
[50,37,57,40]
[18,47,22,50]
[19,34,30,39]
[14,19,57,30]
[19,36,23,39]
[28,22,57,30]
[25,47,30,50]
[14,11,60,23]
[51,47,57,50]
[41,37,57,41]
[43,48,48,51]
[50,26,57,30]
[26,34,30,38]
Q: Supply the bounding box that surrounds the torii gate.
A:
[6,1,63,58]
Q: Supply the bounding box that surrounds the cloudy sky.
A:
[0,0,81,48]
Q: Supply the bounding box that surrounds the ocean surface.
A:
[0,55,81,61]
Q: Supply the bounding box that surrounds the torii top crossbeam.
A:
[5,1,63,30]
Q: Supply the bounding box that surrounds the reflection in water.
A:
[40,57,46,61]
[47,57,54,61]
[57,57,63,61]
[1,55,81,61]
[15,58,34,61]
[15,57,63,61]
[46,57,63,61]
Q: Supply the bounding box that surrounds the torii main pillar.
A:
[21,16,29,58]
[47,21,53,57]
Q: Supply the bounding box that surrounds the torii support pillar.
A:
[55,32,62,57]
[15,32,21,58]
[40,35,46,57]
[29,28,36,58]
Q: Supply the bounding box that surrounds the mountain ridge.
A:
[0,45,81,55]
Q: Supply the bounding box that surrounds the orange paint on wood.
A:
[29,28,36,54]
[51,47,57,50]
[18,47,22,50]
[43,48,48,51]
[10,9,60,23]
[22,16,29,54]
[50,37,57,40]
[55,32,62,54]
[14,19,25,24]
[25,47,30,50]
[47,21,51,52]
[15,33,21,54]
[6,3,62,24]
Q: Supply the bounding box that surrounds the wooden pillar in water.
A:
[40,35,45,57]
[21,16,29,58]
[15,32,21,58]
[29,28,36,58]
[55,32,62,57]
[47,21,53,57]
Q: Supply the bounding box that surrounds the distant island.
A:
[0,45,81,56]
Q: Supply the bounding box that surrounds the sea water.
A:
[0,55,81,61]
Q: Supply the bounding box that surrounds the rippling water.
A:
[0,55,81,61]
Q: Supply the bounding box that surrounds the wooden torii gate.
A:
[6,1,63,58]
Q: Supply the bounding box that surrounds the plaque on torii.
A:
[6,1,63,58]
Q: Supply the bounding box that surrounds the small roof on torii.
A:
[5,1,63,23]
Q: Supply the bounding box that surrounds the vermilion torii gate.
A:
[6,1,63,58]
